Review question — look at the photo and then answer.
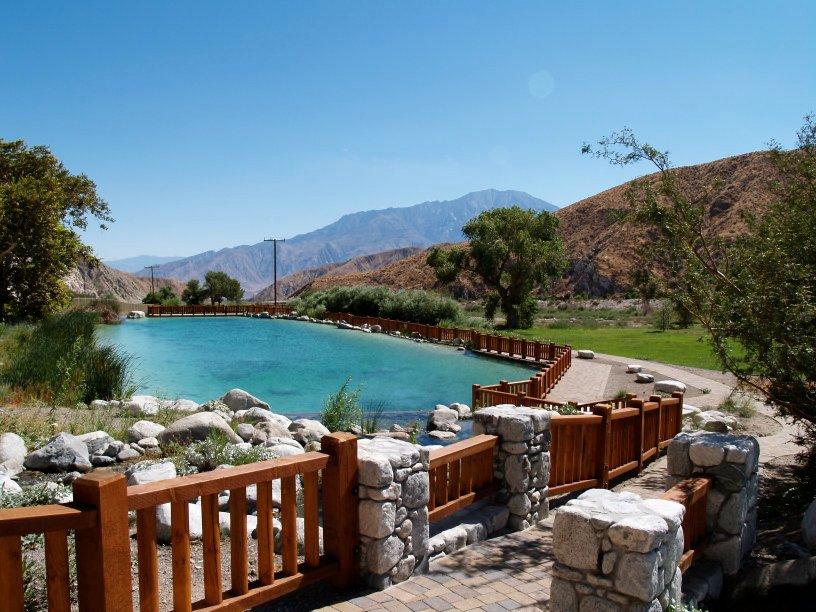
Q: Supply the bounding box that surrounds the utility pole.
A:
[263,238,285,306]
[145,265,160,299]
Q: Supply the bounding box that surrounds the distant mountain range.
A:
[105,255,184,273]
[138,189,555,293]
[66,259,186,303]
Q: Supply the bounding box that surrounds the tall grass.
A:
[320,377,363,432]
[0,311,136,406]
[290,286,462,325]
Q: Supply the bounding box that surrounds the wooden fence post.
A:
[321,432,359,589]
[472,384,481,409]
[591,404,612,488]
[629,399,646,472]
[672,391,684,439]
[73,472,133,612]
[650,395,664,450]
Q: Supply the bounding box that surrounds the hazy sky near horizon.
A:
[2,2,814,260]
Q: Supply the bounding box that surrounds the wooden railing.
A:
[0,433,358,612]
[662,477,711,572]
[427,434,498,523]
[147,303,293,316]
[548,392,685,496]
[321,311,572,409]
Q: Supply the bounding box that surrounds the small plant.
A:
[718,395,756,419]
[555,402,582,415]
[320,377,363,432]
[667,601,705,612]
[614,389,628,400]
[406,420,419,444]
[701,388,711,394]
[361,399,388,434]
[178,431,277,472]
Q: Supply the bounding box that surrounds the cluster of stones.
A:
[667,432,759,575]
[357,437,430,588]
[552,489,685,611]
[473,405,551,530]
[425,403,472,440]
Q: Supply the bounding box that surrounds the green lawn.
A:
[512,325,723,370]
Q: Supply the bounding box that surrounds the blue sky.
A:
[2,2,814,260]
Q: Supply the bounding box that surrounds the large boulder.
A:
[288,419,330,445]
[237,407,291,429]
[24,433,92,473]
[167,399,200,412]
[427,406,460,433]
[0,433,27,477]
[636,373,655,384]
[693,411,738,433]
[156,502,202,543]
[125,395,163,416]
[449,403,472,419]
[654,380,687,394]
[127,420,166,443]
[77,431,114,456]
[157,413,242,445]
[264,439,305,457]
[577,349,595,359]
[219,389,269,412]
[252,421,293,445]
[126,460,177,486]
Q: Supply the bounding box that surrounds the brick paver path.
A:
[317,518,556,612]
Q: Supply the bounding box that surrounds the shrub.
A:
[292,286,462,325]
[179,431,278,472]
[361,400,388,434]
[719,395,756,419]
[320,377,363,432]
[0,311,136,405]
[75,294,121,324]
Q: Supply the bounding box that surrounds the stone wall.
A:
[551,489,686,611]
[357,437,430,588]
[667,432,759,575]
[473,405,551,530]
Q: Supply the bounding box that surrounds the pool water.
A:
[97,317,536,423]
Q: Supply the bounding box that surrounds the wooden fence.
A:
[321,311,572,408]
[548,393,685,496]
[662,477,711,572]
[427,434,497,523]
[147,304,294,316]
[0,433,358,612]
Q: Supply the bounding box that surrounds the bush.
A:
[0,311,136,405]
[320,377,362,432]
[75,294,121,324]
[291,286,462,325]
[176,431,278,472]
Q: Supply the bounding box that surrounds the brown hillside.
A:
[65,259,187,302]
[254,246,424,300]
[289,151,779,298]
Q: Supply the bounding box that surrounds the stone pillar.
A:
[473,405,551,530]
[356,437,430,588]
[551,489,686,611]
[667,432,759,575]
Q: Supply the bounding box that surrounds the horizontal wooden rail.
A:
[147,303,293,317]
[428,434,498,523]
[0,503,97,537]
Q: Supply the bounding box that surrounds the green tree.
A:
[427,206,566,328]
[142,286,179,305]
[0,139,112,322]
[181,279,205,305]
[584,116,816,436]
[203,271,244,304]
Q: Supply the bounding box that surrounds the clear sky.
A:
[2,1,814,260]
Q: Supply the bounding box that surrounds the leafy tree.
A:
[203,271,243,304]
[142,286,179,305]
[629,261,659,315]
[427,206,566,328]
[181,279,205,305]
[0,139,112,322]
[584,116,816,437]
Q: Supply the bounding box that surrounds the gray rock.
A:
[427,430,456,440]
[265,442,305,457]
[694,411,737,433]
[402,472,430,509]
[426,407,460,433]
[449,403,472,419]
[24,432,92,473]
[219,388,269,412]
[577,349,595,359]
[167,398,200,412]
[91,455,116,466]
[252,421,293,444]
[654,380,687,394]
[359,500,396,538]
[689,437,726,467]
[117,446,141,462]
[608,515,669,553]
[77,430,114,455]
[366,535,404,574]
[238,407,291,428]
[156,502,202,543]
[126,461,177,485]
[636,372,655,384]
[158,412,242,444]
[553,506,599,570]
[0,474,22,494]
[127,420,166,443]
[125,395,163,416]
[138,437,160,449]
[616,551,661,601]
[236,423,255,442]
[0,432,27,477]
[288,419,330,445]
[627,364,643,373]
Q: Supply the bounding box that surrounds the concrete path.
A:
[545,357,611,403]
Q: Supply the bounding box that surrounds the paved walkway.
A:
[546,357,611,403]
[317,520,557,612]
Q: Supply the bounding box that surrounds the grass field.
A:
[512,325,724,370]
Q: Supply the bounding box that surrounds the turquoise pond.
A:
[97,317,536,421]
